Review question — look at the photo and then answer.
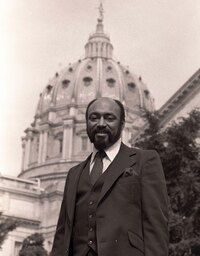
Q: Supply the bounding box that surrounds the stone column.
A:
[21,137,26,171]
[24,129,33,169]
[38,132,43,164]
[102,42,106,58]
[92,42,96,56]
[42,130,48,163]
[89,43,92,56]
[97,42,101,57]
[62,128,67,160]
[38,124,49,164]
[62,119,74,160]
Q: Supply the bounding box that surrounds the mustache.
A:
[93,127,110,134]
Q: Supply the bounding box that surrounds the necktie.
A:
[90,151,106,185]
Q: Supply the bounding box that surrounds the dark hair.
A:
[85,98,125,124]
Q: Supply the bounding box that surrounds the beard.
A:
[87,126,122,150]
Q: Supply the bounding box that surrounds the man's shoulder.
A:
[68,154,91,174]
[122,143,156,154]
[122,143,159,160]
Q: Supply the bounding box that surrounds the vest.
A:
[72,158,107,256]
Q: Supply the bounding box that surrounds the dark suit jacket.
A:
[51,143,169,256]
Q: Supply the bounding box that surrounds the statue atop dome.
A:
[98,2,104,21]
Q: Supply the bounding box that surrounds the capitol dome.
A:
[19,10,154,187]
[36,18,154,117]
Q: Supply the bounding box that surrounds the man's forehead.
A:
[88,98,119,113]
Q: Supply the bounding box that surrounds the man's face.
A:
[86,98,124,150]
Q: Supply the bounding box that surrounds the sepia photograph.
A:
[0,0,200,255]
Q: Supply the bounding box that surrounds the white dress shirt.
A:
[90,138,122,173]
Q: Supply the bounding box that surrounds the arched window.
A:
[62,79,70,88]
[83,77,93,86]
[46,84,53,94]
[144,90,150,99]
[127,82,136,91]
[55,132,63,154]
[106,78,116,88]
[87,65,92,71]
[106,66,112,72]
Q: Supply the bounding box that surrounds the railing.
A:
[0,173,44,192]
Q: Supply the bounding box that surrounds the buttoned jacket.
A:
[51,143,169,256]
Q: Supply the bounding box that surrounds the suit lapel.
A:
[97,143,137,206]
[67,155,91,224]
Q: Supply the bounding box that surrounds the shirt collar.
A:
[91,138,122,164]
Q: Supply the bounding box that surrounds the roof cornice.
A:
[158,68,200,124]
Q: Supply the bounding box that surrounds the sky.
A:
[0,0,200,177]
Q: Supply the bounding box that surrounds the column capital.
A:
[21,139,26,148]
[21,136,26,142]
[24,128,34,139]
[76,129,87,136]
[63,118,74,128]
[38,123,50,132]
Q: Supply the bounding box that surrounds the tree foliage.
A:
[19,233,48,256]
[0,212,18,248]
[135,108,200,256]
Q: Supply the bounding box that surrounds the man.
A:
[51,97,169,256]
